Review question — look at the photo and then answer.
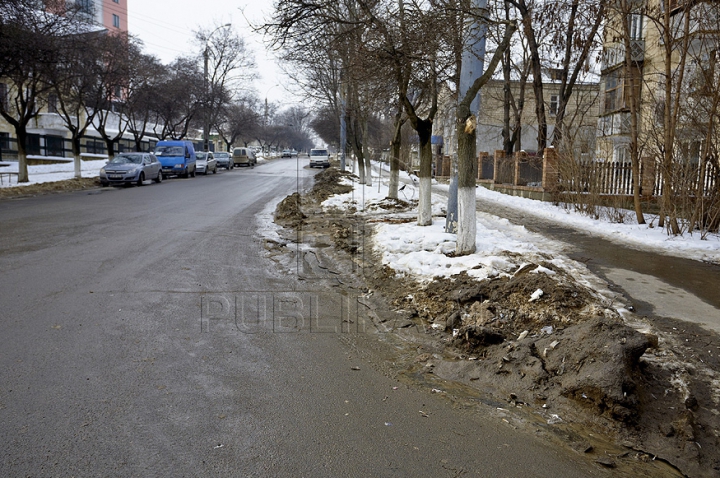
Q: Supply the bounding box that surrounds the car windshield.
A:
[215,152,229,158]
[311,150,328,156]
[109,154,142,164]
[154,146,184,156]
[196,153,207,160]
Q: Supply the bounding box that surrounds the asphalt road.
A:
[0,158,610,477]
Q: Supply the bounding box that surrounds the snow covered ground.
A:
[0,158,107,187]
[320,164,719,291]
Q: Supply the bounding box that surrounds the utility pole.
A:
[446,0,487,233]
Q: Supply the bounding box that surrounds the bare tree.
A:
[0,0,73,182]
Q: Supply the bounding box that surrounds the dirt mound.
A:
[306,167,353,202]
[274,192,306,228]
[0,177,100,199]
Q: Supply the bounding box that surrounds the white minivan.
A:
[309,148,330,168]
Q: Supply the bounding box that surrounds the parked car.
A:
[309,148,330,168]
[154,140,197,178]
[214,151,233,170]
[281,150,292,158]
[100,153,163,186]
[232,147,256,167]
[196,151,218,175]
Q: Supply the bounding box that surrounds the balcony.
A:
[601,40,645,71]
[598,111,631,137]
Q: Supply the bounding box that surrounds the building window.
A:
[48,94,58,114]
[0,83,8,111]
[604,70,624,113]
[629,14,643,40]
[113,14,120,28]
[46,135,65,157]
[0,132,10,153]
[549,95,559,116]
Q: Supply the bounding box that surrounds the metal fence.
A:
[0,134,159,161]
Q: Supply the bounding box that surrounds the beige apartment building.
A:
[596,0,720,165]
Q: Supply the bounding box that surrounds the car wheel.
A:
[100,181,109,187]
[213,166,217,174]
[155,170,163,183]
[191,167,196,178]
[137,172,145,186]
[182,168,189,179]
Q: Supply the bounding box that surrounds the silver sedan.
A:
[100,153,163,186]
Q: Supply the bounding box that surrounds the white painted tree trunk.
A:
[74,153,82,179]
[388,168,399,199]
[456,186,476,254]
[418,176,432,225]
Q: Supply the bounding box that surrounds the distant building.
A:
[72,0,128,34]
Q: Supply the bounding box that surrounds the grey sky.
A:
[128,0,293,105]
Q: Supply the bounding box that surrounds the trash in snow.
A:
[452,328,460,338]
[350,366,361,371]
[547,414,563,424]
[517,330,529,341]
[384,422,392,426]
[541,325,554,335]
[419,410,429,417]
[431,388,444,393]
[214,444,224,449]
[529,289,543,302]
[549,340,559,350]
[431,323,444,330]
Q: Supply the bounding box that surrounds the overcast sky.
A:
[128,0,296,105]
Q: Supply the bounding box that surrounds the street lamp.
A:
[203,23,232,152]
[263,84,279,154]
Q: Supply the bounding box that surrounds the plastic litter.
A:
[541,325,554,335]
[547,414,563,424]
[517,330,529,341]
[529,289,543,302]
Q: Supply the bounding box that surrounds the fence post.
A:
[477,152,486,179]
[542,147,558,191]
[513,151,526,186]
[641,156,656,197]
[493,150,504,184]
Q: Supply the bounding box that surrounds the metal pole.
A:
[203,47,209,151]
[446,0,486,233]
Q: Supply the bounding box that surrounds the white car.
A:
[309,148,330,168]
[196,151,218,175]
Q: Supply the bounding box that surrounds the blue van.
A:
[153,140,197,178]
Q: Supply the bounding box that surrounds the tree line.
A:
[263,0,720,239]
[0,0,314,183]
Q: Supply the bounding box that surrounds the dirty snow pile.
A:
[321,173,604,291]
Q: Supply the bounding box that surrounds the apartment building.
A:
[596,0,720,164]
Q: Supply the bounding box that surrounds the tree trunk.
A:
[387,111,403,199]
[417,118,433,226]
[456,112,477,254]
[16,128,29,183]
[72,135,82,179]
[363,119,371,186]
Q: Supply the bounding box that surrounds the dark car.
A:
[214,151,233,170]
[100,153,163,186]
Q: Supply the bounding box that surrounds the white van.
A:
[309,148,330,168]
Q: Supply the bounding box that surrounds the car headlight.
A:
[100,168,105,175]
[175,164,184,168]
[126,168,138,174]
